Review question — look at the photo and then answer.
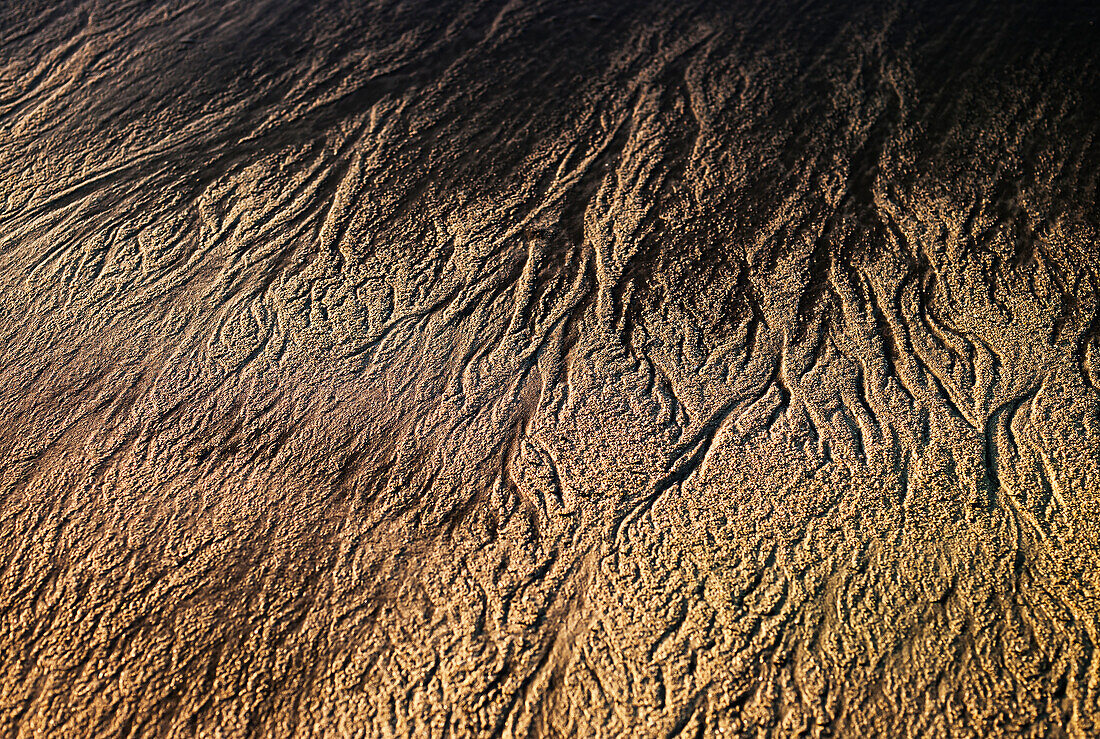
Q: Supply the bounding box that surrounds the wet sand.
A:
[1,1,1099,736]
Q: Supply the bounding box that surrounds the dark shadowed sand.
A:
[1,1,1099,736]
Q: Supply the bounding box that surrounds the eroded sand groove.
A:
[0,0,1098,736]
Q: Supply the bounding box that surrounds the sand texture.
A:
[1,1,1099,736]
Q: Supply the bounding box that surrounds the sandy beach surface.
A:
[1,1,1098,736]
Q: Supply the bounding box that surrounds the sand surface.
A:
[1,1,1099,736]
